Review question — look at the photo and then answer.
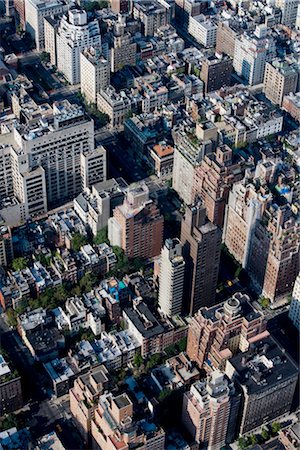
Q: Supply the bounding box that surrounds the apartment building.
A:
[188,15,217,47]
[0,100,106,219]
[108,183,164,259]
[158,238,185,317]
[276,0,299,27]
[91,392,165,450]
[25,0,68,50]
[70,364,110,442]
[0,355,23,416]
[133,0,171,36]
[182,371,240,449]
[216,20,241,58]
[247,204,300,303]
[186,292,267,371]
[226,336,298,434]
[223,177,272,268]
[282,92,300,122]
[192,144,246,228]
[80,146,107,190]
[110,16,137,72]
[181,201,221,315]
[56,9,101,84]
[80,46,110,105]
[0,226,13,267]
[263,59,298,105]
[97,86,132,128]
[200,53,232,94]
[123,299,187,357]
[233,25,268,86]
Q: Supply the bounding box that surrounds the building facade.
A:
[158,238,185,317]
[181,201,221,315]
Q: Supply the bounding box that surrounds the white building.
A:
[97,86,132,128]
[158,238,185,317]
[25,0,69,50]
[80,46,110,105]
[56,9,101,85]
[0,100,106,217]
[80,145,107,190]
[233,25,268,86]
[289,273,300,330]
[188,15,217,47]
[276,0,298,27]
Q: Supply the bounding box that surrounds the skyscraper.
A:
[180,201,221,315]
[263,60,298,106]
[186,292,267,371]
[276,0,298,27]
[192,144,247,228]
[56,9,101,84]
[233,25,268,86]
[80,46,110,105]
[182,370,240,449]
[158,238,185,317]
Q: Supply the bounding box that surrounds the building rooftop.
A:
[229,335,299,394]
[124,300,165,338]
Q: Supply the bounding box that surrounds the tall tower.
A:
[181,201,221,315]
[158,238,185,317]
[182,370,240,449]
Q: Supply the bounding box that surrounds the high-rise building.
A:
[188,15,217,48]
[0,100,106,218]
[0,226,13,267]
[233,25,268,86]
[263,60,298,105]
[289,272,300,330]
[180,201,221,315]
[91,391,166,449]
[14,0,26,28]
[110,0,129,13]
[200,54,232,94]
[247,204,300,303]
[158,238,185,317]
[182,371,240,449]
[108,183,164,259]
[56,9,101,84]
[110,17,137,73]
[186,292,267,371]
[216,20,241,58]
[80,46,110,105]
[276,0,298,27]
[0,354,23,416]
[172,121,217,205]
[192,145,247,228]
[5,0,14,17]
[222,176,272,268]
[25,0,68,50]
[225,336,298,434]
[133,0,171,37]
[70,364,110,442]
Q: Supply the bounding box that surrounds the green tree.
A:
[271,422,281,435]
[260,297,270,309]
[134,353,143,368]
[146,353,161,371]
[249,435,258,446]
[93,226,109,245]
[40,51,50,63]
[158,389,171,401]
[72,233,88,252]
[79,272,97,293]
[11,257,27,271]
[0,413,18,431]
[6,308,18,328]
[261,428,269,442]
[177,336,187,353]
[238,437,249,450]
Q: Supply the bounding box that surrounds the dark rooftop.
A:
[229,335,298,395]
